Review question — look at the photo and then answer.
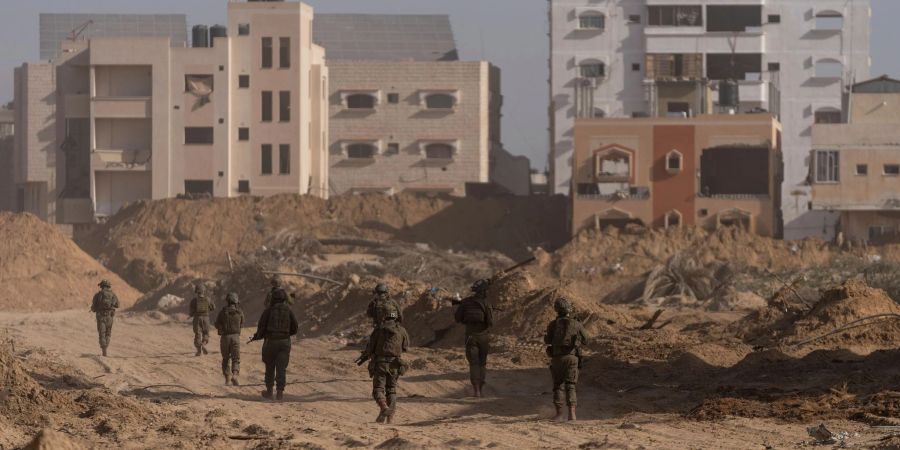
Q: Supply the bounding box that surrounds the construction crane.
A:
[69,20,94,41]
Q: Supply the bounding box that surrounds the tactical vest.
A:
[266,303,292,339]
[222,307,242,335]
[195,296,211,314]
[460,299,487,325]
[372,299,399,324]
[551,317,580,356]
[375,321,404,357]
[96,290,116,312]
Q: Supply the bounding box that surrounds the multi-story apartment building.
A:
[316,14,529,196]
[810,76,900,244]
[39,14,188,61]
[0,108,13,212]
[550,0,870,239]
[14,0,328,224]
[572,113,782,237]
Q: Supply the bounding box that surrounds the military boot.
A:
[552,405,565,421]
[195,347,202,357]
[201,346,209,355]
[231,375,240,386]
[275,390,284,401]
[385,395,397,424]
[261,388,273,400]
[375,399,389,423]
[568,405,577,421]
[224,373,231,385]
[101,347,108,357]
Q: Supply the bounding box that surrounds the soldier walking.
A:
[454,279,493,398]
[544,298,588,421]
[189,285,215,356]
[90,280,119,357]
[357,309,409,424]
[249,288,298,401]
[366,283,403,327]
[214,292,244,386]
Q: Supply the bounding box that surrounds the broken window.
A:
[701,147,770,195]
[706,5,761,32]
[718,210,751,230]
[645,53,703,79]
[425,94,456,109]
[184,127,214,145]
[814,59,843,78]
[184,180,213,196]
[578,12,605,30]
[347,143,377,159]
[346,94,376,109]
[885,164,900,176]
[814,108,842,124]
[666,150,683,173]
[706,53,762,80]
[816,11,843,31]
[648,6,702,26]
[815,150,840,182]
[424,143,455,159]
[579,61,605,78]
[261,144,273,175]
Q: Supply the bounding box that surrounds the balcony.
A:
[92,97,152,118]
[91,148,152,171]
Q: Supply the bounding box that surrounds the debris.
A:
[156,294,184,310]
[261,270,341,286]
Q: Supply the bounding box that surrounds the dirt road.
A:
[0,311,888,449]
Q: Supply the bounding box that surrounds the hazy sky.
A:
[1,0,898,169]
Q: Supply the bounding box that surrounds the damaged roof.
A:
[314,14,459,61]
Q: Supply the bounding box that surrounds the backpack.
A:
[375,322,405,357]
[551,317,580,350]
[460,299,487,324]
[267,303,292,337]
[97,290,116,311]
[222,307,242,334]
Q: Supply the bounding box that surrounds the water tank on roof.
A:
[719,80,740,107]
[192,25,209,48]
[209,25,227,47]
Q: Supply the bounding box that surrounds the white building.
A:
[550,0,870,239]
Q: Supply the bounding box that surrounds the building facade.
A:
[0,109,13,212]
[572,114,782,237]
[810,76,900,245]
[14,0,329,224]
[550,0,870,239]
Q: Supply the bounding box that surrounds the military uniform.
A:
[544,299,588,421]
[454,280,493,397]
[214,293,244,386]
[189,289,215,356]
[363,314,409,424]
[90,281,119,357]
[366,288,403,327]
[251,289,299,400]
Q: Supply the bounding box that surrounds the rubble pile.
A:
[0,212,141,311]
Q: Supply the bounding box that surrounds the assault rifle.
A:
[355,350,372,366]
[443,256,537,306]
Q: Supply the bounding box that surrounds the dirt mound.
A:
[24,429,86,450]
[0,212,141,311]
[78,193,567,292]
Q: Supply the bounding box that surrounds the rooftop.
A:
[314,14,458,61]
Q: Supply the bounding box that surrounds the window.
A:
[347,143,377,159]
[885,164,900,176]
[666,150,683,172]
[238,180,250,194]
[279,91,291,122]
[632,63,641,71]
[667,102,691,116]
[262,91,273,122]
[386,143,400,155]
[239,75,250,89]
[664,210,682,228]
[184,74,213,93]
[814,108,842,124]
[816,12,843,31]
[815,150,839,182]
[184,180,213,196]
[578,13,605,30]
[856,164,868,176]
[424,94,456,109]
[238,127,249,141]
[814,59,842,78]
[184,127,214,145]
[648,6,702,27]
[387,93,400,104]
[346,93,376,109]
[262,37,273,69]
[579,62,605,78]
[768,62,780,72]
[706,53,762,80]
[698,209,709,218]
[238,24,250,36]
[261,144,273,175]
[279,37,291,68]
[628,15,641,24]
[424,143,455,160]
[768,15,781,24]
[279,144,290,175]
[706,5,762,32]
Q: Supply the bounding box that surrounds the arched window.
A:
[814,59,843,78]
[578,12,605,30]
[815,11,843,31]
[424,94,456,110]
[593,108,606,118]
[814,107,842,124]
[347,143,377,159]
[579,60,606,78]
[424,143,455,159]
[346,93,377,109]
[664,210,682,229]
[666,150,683,173]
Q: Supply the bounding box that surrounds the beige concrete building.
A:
[811,76,900,244]
[572,114,782,237]
[13,0,328,224]
[0,108,13,212]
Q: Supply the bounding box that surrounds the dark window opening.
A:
[424,143,454,159]
[698,209,709,217]
[645,53,703,79]
[346,94,376,109]
[665,211,682,228]
[648,5,702,26]
[261,144,273,175]
[768,62,780,72]
[184,180,214,196]
[856,164,868,176]
[279,144,290,175]
[261,37,273,69]
[279,37,291,68]
[666,152,683,171]
[706,53,762,80]
[579,14,605,30]
[885,164,900,176]
[347,143,376,159]
[701,147,770,194]
[579,62,605,78]
[279,91,291,122]
[632,63,641,71]
[667,102,691,116]
[262,91,273,122]
[577,183,600,195]
[386,143,400,155]
[767,14,781,24]
[239,75,250,88]
[238,24,250,36]
[425,94,456,109]
[628,15,641,24]
[238,127,249,141]
[238,180,250,194]
[185,127,214,145]
[814,109,842,124]
[706,5,762,32]
[387,93,400,104]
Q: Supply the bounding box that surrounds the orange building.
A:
[571,114,782,237]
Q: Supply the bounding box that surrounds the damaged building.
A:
[572,111,782,236]
[810,76,900,244]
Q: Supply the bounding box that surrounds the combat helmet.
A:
[271,275,283,288]
[98,279,111,288]
[373,283,389,296]
[471,279,490,293]
[554,298,573,316]
[194,284,205,295]
[226,292,239,305]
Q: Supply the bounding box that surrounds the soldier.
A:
[544,298,589,421]
[454,279,493,398]
[189,285,215,356]
[90,279,120,357]
[249,287,298,401]
[366,283,403,327]
[264,275,286,307]
[357,309,409,424]
[214,292,244,386]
